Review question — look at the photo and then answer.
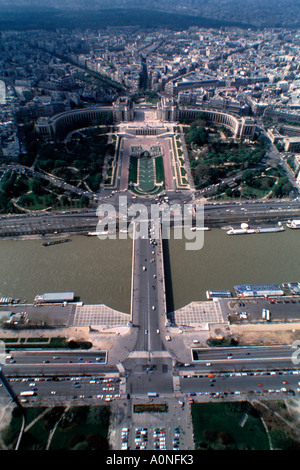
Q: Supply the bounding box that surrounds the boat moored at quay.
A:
[286,220,300,229]
[234,283,284,297]
[227,222,285,235]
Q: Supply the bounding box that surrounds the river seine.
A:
[0,228,299,313]
[166,227,300,310]
[0,235,132,313]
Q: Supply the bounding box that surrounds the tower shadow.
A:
[162,238,175,324]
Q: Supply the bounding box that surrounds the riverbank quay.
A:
[1,199,300,239]
[1,295,300,344]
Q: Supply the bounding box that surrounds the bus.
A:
[19,391,36,397]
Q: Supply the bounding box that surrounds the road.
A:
[1,197,300,237]
[188,344,298,371]
[3,348,300,400]
[1,374,122,404]
[202,198,300,221]
[131,219,166,352]
[180,368,300,397]
[2,350,116,378]
[125,216,174,397]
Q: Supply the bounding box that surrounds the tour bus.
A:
[20,391,36,397]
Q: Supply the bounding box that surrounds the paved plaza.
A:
[72,303,130,327]
[120,135,174,192]
[170,300,225,327]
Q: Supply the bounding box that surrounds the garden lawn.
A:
[49,406,110,450]
[191,401,270,450]
[138,156,155,192]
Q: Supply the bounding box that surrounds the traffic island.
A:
[133,403,168,413]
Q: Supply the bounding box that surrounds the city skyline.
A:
[0,0,299,29]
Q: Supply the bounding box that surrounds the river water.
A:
[0,228,299,313]
[165,228,300,310]
[0,235,132,313]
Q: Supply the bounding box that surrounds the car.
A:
[156,329,160,334]
[145,329,148,334]
[152,306,156,310]
[50,390,56,395]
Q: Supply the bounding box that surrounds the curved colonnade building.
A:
[156,97,256,140]
[181,108,255,140]
[35,96,255,141]
[35,105,114,139]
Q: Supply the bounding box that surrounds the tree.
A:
[270,429,293,450]
[54,160,67,169]
[188,126,209,147]
[203,429,218,443]
[80,195,90,208]
[242,170,254,186]
[217,432,234,446]
[0,191,9,211]
[71,441,90,450]
[31,178,43,195]
[86,433,109,450]
[273,176,293,197]
[1,173,15,196]
[18,194,33,207]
